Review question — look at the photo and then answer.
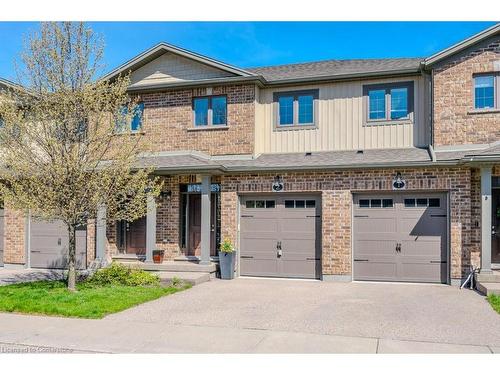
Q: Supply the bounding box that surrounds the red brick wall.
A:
[221,167,474,279]
[433,36,500,146]
[138,84,255,156]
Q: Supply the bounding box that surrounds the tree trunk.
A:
[67,224,77,291]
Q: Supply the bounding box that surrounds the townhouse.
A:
[1,23,499,288]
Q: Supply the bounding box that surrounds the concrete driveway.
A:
[1,277,499,353]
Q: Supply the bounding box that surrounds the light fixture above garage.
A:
[272,175,284,192]
[392,172,407,190]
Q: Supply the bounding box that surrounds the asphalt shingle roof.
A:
[247,58,423,82]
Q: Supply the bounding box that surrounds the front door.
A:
[125,217,146,255]
[492,188,500,264]
[187,194,217,257]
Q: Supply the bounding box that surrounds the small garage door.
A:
[353,193,448,283]
[0,209,4,267]
[240,195,321,279]
[30,218,87,269]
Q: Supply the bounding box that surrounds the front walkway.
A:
[0,278,499,353]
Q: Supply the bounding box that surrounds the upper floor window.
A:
[274,90,318,128]
[193,95,227,127]
[115,102,144,133]
[363,82,414,123]
[474,74,498,110]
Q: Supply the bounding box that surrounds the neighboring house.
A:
[1,24,499,287]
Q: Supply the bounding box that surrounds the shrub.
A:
[220,239,235,253]
[86,262,160,287]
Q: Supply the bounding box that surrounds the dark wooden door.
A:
[126,217,146,255]
[187,194,217,257]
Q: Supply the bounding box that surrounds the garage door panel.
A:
[354,239,398,256]
[354,218,397,233]
[240,258,279,277]
[399,262,446,283]
[354,261,398,280]
[240,218,279,234]
[240,194,320,279]
[282,259,318,279]
[353,193,448,283]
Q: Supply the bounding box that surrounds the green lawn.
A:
[0,280,190,319]
[487,294,500,314]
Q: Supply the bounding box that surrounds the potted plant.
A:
[152,250,164,264]
[219,239,236,280]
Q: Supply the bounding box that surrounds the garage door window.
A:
[245,200,275,209]
[359,199,393,208]
[404,198,441,208]
[285,199,316,208]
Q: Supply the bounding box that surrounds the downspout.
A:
[428,144,437,162]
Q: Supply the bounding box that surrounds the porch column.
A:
[95,204,107,260]
[481,166,493,274]
[145,194,156,263]
[200,175,211,265]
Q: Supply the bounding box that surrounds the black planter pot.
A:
[219,251,235,280]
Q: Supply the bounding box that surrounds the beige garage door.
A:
[30,218,87,269]
[353,193,448,283]
[240,195,321,279]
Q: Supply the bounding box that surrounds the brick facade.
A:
[433,35,500,146]
[220,167,475,279]
[3,207,26,265]
[138,84,255,156]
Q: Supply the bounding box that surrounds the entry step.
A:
[476,270,500,283]
[115,260,217,274]
[476,282,500,296]
[154,271,211,286]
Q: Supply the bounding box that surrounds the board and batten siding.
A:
[255,75,430,154]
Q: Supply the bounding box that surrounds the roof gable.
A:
[424,23,500,67]
[102,42,257,84]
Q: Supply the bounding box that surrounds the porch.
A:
[95,175,222,278]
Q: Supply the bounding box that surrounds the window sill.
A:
[467,108,500,115]
[275,124,317,131]
[113,130,146,136]
[364,120,413,127]
[187,125,229,132]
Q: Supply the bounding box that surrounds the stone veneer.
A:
[433,35,500,146]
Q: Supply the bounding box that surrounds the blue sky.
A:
[0,21,496,81]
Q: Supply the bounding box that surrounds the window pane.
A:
[279,96,294,125]
[475,76,495,109]
[382,199,393,208]
[295,200,305,208]
[298,95,314,124]
[359,199,370,208]
[115,105,128,132]
[212,96,227,125]
[368,90,386,120]
[131,102,144,131]
[416,198,428,207]
[255,200,265,208]
[428,198,440,207]
[306,200,316,208]
[404,198,415,207]
[266,200,275,208]
[194,98,209,126]
[390,87,408,119]
[245,201,255,209]
[370,199,382,208]
[285,200,294,208]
